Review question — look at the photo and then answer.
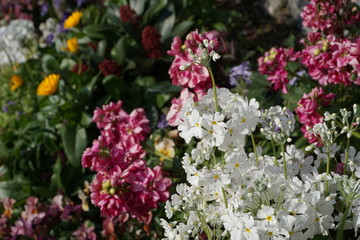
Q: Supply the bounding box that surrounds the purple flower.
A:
[77,0,88,7]
[157,114,169,129]
[40,2,49,16]
[229,61,252,86]
[289,70,306,86]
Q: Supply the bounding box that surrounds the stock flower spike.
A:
[37,74,60,96]
[10,75,23,91]
[63,11,82,29]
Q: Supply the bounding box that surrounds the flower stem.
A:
[336,200,352,240]
[343,137,351,175]
[207,66,218,112]
[222,188,228,209]
[251,133,259,166]
[271,141,279,166]
[281,144,287,179]
[325,146,331,194]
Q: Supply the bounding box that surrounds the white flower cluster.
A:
[0,19,37,66]
[260,106,295,144]
[39,18,60,48]
[160,87,351,240]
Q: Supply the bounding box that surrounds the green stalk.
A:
[336,200,352,240]
[281,144,287,179]
[222,188,228,208]
[271,141,279,166]
[325,146,331,194]
[251,133,259,166]
[207,66,218,112]
[343,137,351,175]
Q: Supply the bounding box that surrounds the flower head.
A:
[98,60,122,77]
[63,11,82,29]
[142,26,162,58]
[10,75,23,91]
[37,74,60,96]
[64,37,78,53]
[119,5,140,25]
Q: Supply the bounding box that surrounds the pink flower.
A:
[166,88,195,126]
[167,30,219,91]
[258,47,299,93]
[295,87,335,144]
[72,225,97,240]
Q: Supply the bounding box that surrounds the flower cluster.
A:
[301,34,360,86]
[142,26,162,59]
[98,59,122,77]
[228,61,252,87]
[119,5,140,26]
[0,19,37,66]
[82,101,171,220]
[295,87,335,144]
[257,47,299,93]
[0,195,83,239]
[168,30,219,91]
[37,73,60,96]
[166,30,221,126]
[161,87,351,240]
[260,105,295,144]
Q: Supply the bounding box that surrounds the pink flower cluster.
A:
[295,87,335,144]
[301,0,339,33]
[168,30,219,92]
[301,34,360,85]
[257,47,299,93]
[166,30,220,126]
[0,195,82,239]
[82,101,171,219]
[301,0,360,34]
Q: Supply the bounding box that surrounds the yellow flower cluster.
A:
[37,74,60,96]
[63,11,83,29]
[10,75,23,91]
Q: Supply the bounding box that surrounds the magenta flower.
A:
[72,225,97,240]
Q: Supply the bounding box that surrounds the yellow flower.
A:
[10,75,23,91]
[63,11,82,29]
[64,37,78,53]
[154,137,175,161]
[37,74,60,96]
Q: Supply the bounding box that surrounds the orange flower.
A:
[10,75,23,91]
[64,37,78,53]
[63,11,82,29]
[37,74,60,96]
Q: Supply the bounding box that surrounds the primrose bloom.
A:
[63,11,83,29]
[10,75,23,91]
[37,74,60,96]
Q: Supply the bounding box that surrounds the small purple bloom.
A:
[289,70,306,86]
[77,0,88,7]
[157,115,169,129]
[40,2,49,16]
[45,34,54,44]
[335,162,344,175]
[229,61,252,86]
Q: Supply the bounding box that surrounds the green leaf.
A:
[97,40,107,57]
[134,76,156,87]
[147,82,181,93]
[156,4,176,40]
[0,181,27,199]
[143,0,168,24]
[41,54,60,73]
[111,37,125,64]
[282,34,295,47]
[59,58,77,70]
[60,125,87,167]
[50,157,64,191]
[83,24,115,39]
[130,0,146,15]
[120,22,142,45]
[285,61,301,73]
[102,75,129,100]
[169,21,193,38]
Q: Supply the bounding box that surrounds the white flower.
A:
[203,169,230,192]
